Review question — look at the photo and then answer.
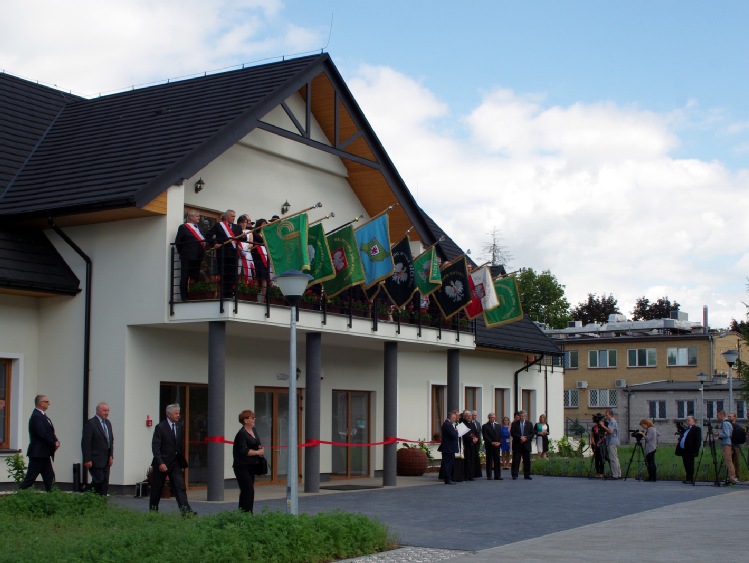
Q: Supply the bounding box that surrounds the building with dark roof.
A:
[0,54,561,495]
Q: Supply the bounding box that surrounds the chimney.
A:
[703,305,708,334]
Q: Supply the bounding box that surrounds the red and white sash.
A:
[220,222,236,248]
[185,223,205,248]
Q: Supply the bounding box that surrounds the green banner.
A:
[322,224,366,299]
[261,214,309,274]
[307,222,335,285]
[484,276,524,328]
[413,246,442,297]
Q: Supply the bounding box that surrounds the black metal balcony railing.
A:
[169,243,475,339]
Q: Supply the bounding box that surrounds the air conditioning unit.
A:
[615,379,627,388]
[576,381,588,389]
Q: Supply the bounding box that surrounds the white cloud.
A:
[348,65,749,328]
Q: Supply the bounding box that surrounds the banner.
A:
[465,266,500,319]
[306,223,335,285]
[382,236,417,307]
[322,224,366,299]
[261,213,309,274]
[484,276,524,328]
[354,214,394,289]
[433,256,471,319]
[413,246,442,297]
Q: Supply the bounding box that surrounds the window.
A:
[666,347,697,367]
[564,389,579,408]
[566,351,579,369]
[736,400,747,419]
[494,389,506,421]
[705,400,724,420]
[588,349,616,368]
[649,401,667,420]
[676,400,695,419]
[589,389,617,408]
[627,348,656,367]
[0,359,9,449]
[431,385,446,441]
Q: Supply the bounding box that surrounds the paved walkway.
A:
[112,474,749,562]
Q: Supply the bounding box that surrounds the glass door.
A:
[254,387,303,484]
[331,390,371,478]
[159,383,208,488]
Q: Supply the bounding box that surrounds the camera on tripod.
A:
[630,430,644,441]
[674,421,687,435]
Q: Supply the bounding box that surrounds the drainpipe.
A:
[48,217,92,426]
[514,355,543,413]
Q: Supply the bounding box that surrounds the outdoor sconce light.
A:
[281,200,290,215]
[194,177,205,194]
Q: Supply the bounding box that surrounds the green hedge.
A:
[0,490,396,562]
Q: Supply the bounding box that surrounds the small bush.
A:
[4,452,26,485]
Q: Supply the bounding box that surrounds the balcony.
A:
[168,244,475,349]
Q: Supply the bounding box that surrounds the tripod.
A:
[693,420,721,487]
[587,439,608,479]
[623,438,646,481]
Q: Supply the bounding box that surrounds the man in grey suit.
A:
[149,403,195,514]
[81,402,114,495]
[510,410,535,480]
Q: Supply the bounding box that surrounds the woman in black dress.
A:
[233,409,264,513]
[251,219,269,302]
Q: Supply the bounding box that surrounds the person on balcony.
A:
[175,210,206,301]
[207,209,243,298]
[237,215,255,282]
[250,218,270,302]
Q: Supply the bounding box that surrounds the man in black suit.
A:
[482,413,503,480]
[675,415,702,483]
[175,209,206,301]
[149,404,194,514]
[510,409,535,480]
[20,395,60,491]
[439,412,459,484]
[81,402,114,495]
[207,209,243,298]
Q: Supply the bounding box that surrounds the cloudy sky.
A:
[3,0,749,328]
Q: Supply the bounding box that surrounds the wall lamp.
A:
[281,200,290,215]
[194,177,205,194]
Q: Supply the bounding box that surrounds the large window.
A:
[627,348,656,367]
[676,400,695,419]
[566,351,579,369]
[649,401,667,420]
[431,385,446,441]
[464,387,479,414]
[564,389,579,408]
[494,389,506,422]
[0,359,9,449]
[589,389,616,408]
[666,347,697,367]
[736,400,747,420]
[705,400,724,420]
[588,350,617,368]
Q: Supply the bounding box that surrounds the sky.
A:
[3,0,749,329]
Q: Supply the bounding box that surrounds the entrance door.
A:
[331,390,371,478]
[254,387,303,485]
[159,383,208,488]
[522,389,533,423]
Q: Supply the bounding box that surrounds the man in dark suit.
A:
[510,409,535,480]
[149,404,195,514]
[675,415,702,484]
[207,209,243,298]
[461,410,480,480]
[482,413,503,480]
[20,395,59,491]
[439,412,459,484]
[175,209,206,301]
[470,410,483,479]
[81,402,114,495]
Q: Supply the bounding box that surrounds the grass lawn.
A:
[0,489,396,563]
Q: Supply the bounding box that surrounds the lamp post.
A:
[274,270,313,516]
[696,372,708,425]
[721,349,739,415]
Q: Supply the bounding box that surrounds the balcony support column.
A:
[383,341,398,486]
[447,349,460,413]
[304,332,322,493]
[207,321,226,501]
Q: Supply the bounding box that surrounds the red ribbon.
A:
[202,436,439,448]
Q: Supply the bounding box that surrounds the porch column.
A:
[304,332,322,493]
[383,341,398,486]
[207,321,226,501]
[447,349,460,412]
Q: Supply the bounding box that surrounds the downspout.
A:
[544,361,549,416]
[514,355,543,413]
[48,217,92,426]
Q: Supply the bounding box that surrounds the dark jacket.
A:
[82,416,113,468]
[510,420,535,452]
[440,419,460,454]
[675,425,702,458]
[27,409,58,459]
[175,223,206,261]
[233,427,263,468]
[151,419,187,470]
[482,421,502,446]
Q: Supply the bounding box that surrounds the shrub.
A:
[4,452,26,485]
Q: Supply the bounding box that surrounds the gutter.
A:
[48,217,92,426]
[514,355,543,413]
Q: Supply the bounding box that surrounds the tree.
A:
[630,296,681,320]
[516,268,571,329]
[481,227,513,268]
[729,319,749,336]
[570,293,620,325]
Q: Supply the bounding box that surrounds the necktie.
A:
[172,423,177,440]
[101,420,110,446]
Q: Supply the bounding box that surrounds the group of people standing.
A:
[438,409,550,484]
[175,208,276,302]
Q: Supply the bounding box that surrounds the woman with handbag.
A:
[233,409,265,513]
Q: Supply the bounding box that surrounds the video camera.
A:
[674,421,687,435]
[630,429,644,441]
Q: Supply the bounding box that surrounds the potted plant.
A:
[396,441,431,476]
[237,279,261,302]
[299,288,321,310]
[187,279,218,300]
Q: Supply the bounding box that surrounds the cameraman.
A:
[589,413,607,478]
[639,419,658,482]
[675,415,701,483]
[716,411,739,484]
[603,410,621,479]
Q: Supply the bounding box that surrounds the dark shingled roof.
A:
[0,228,80,295]
[0,54,326,219]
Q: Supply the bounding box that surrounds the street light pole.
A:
[721,350,739,415]
[696,372,707,425]
[275,270,313,516]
